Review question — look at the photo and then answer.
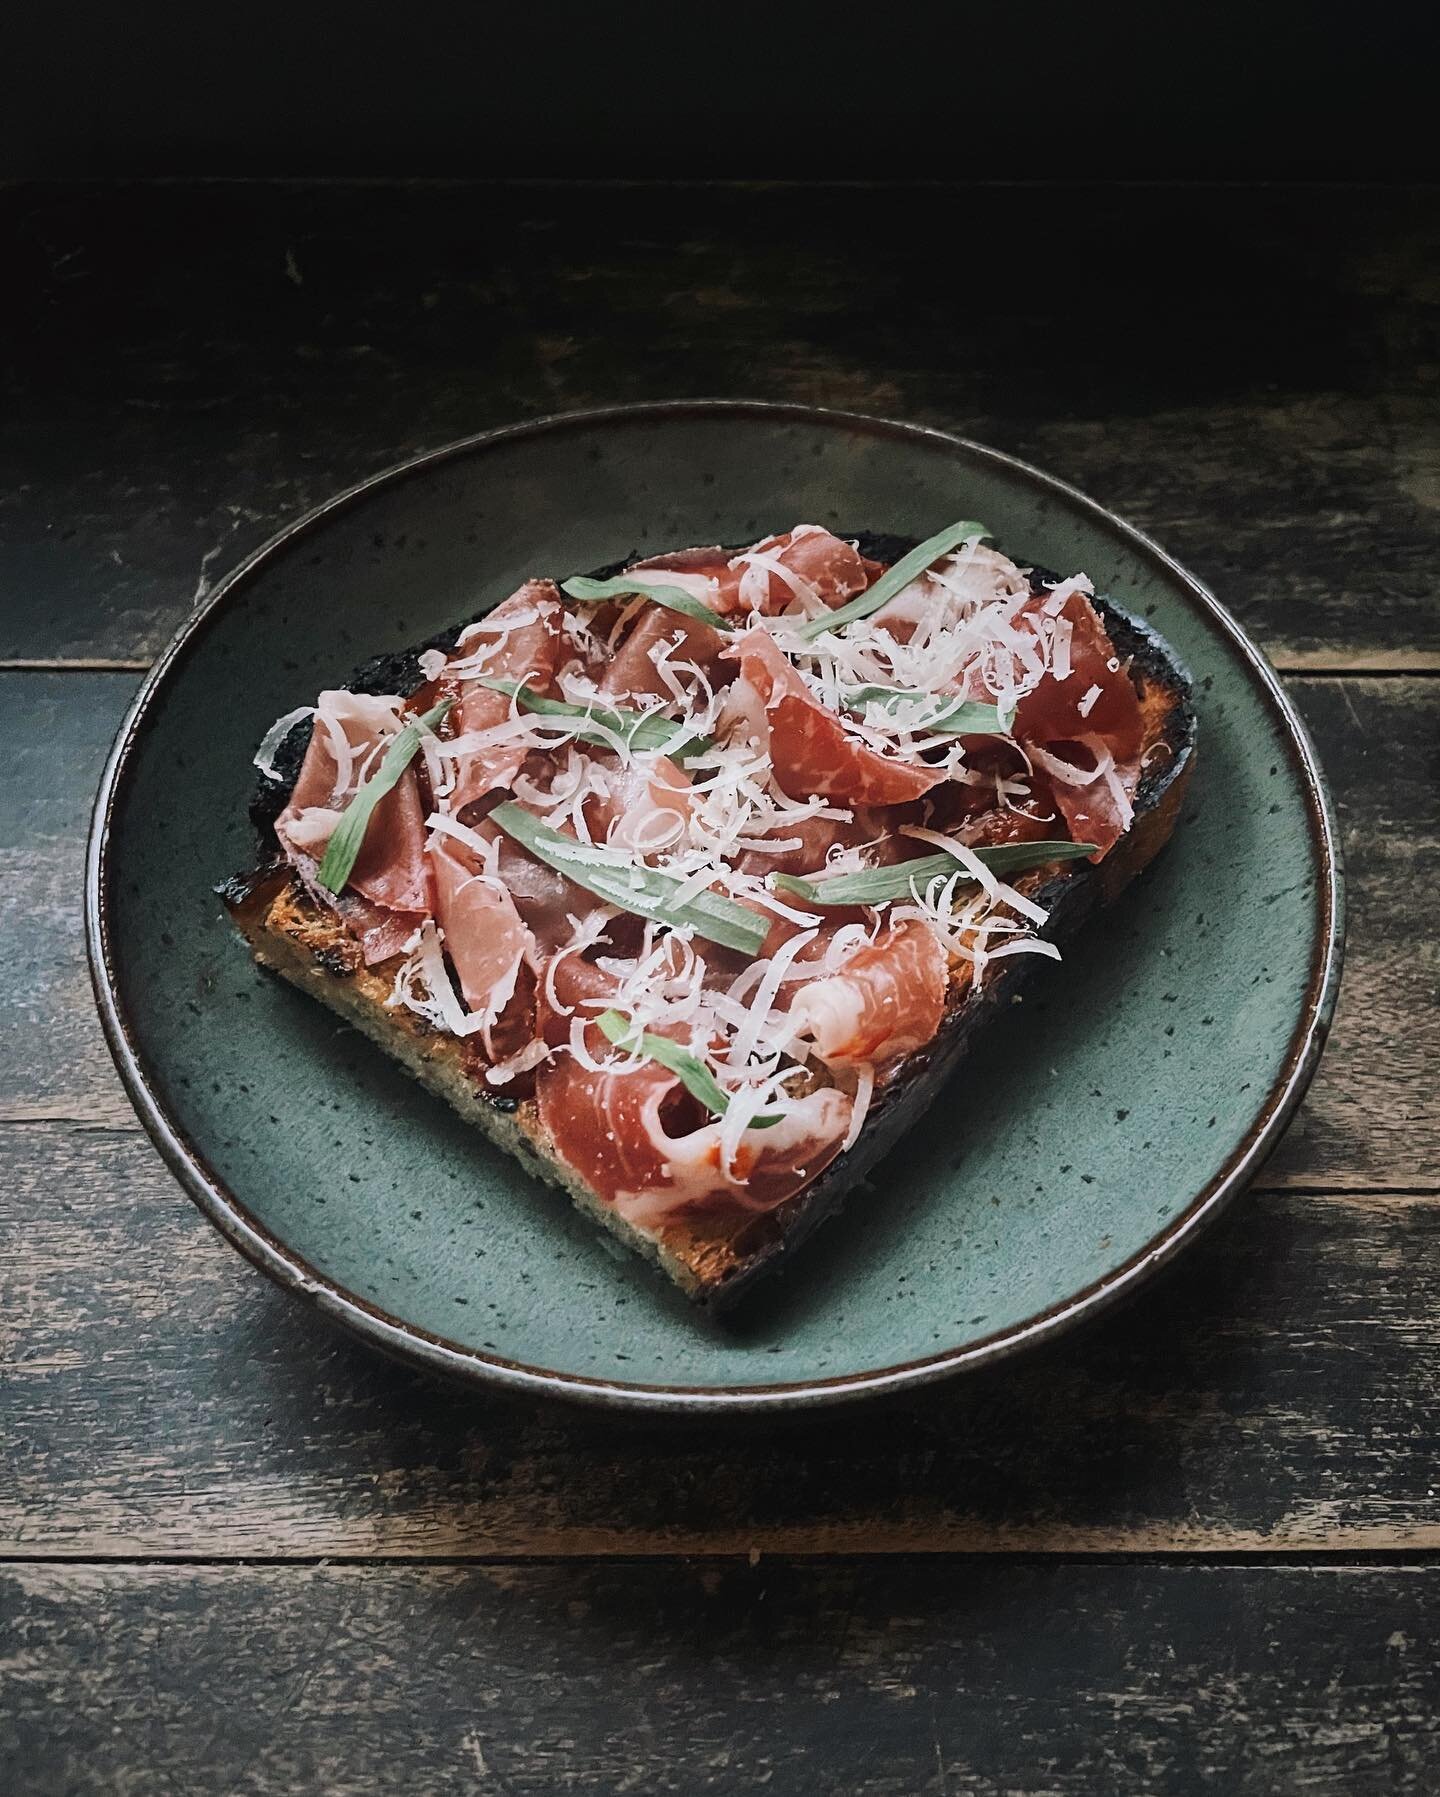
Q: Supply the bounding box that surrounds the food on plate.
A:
[223,522,1195,1307]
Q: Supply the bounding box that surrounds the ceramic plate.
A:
[87,402,1344,1412]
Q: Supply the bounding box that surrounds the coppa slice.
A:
[225,524,1195,1309]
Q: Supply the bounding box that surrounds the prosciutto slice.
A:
[585,753,695,854]
[1011,589,1146,858]
[534,958,852,1226]
[728,525,876,617]
[599,604,728,704]
[444,581,565,817]
[790,920,948,1069]
[436,814,608,960]
[724,627,945,806]
[428,833,533,1019]
[275,689,430,960]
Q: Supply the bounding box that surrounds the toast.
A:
[224,529,1195,1310]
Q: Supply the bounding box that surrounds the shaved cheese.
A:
[1051,614,1073,681]
[568,1014,647,1076]
[1028,743,1104,788]
[387,922,491,1037]
[726,928,817,1070]
[733,834,805,855]
[736,883,822,927]
[1077,683,1103,718]
[315,707,355,802]
[542,910,616,1017]
[426,810,499,871]
[901,826,1050,927]
[1096,747,1136,832]
[283,806,342,853]
[985,938,1062,966]
[1039,574,1094,616]
[841,1063,875,1152]
[254,706,315,780]
[718,1078,769,1176]
[485,1038,553,1085]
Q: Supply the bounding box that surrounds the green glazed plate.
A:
[87,402,1344,1412]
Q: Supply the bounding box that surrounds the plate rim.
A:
[85,398,1346,1414]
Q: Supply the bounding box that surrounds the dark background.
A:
[5,1,1438,180]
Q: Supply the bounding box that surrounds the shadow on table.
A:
[228,1173,1295,1556]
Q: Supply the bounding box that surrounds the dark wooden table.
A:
[3,181,1437,1794]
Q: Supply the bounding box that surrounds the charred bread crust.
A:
[226,543,1196,1310]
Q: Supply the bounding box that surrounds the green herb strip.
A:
[772,838,1097,907]
[315,699,454,895]
[795,519,991,641]
[594,1010,782,1129]
[479,678,712,762]
[489,801,770,957]
[561,573,736,632]
[842,686,1015,737]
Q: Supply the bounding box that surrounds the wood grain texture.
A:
[5,1562,1439,1795]
[3,1122,1437,1557]
[2,182,1436,667]
[4,671,1433,1188]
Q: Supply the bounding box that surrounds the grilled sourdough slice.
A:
[225,568,1195,1311]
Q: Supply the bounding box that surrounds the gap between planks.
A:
[1,1112,1435,1197]
[5,1106,1431,1193]
[0,658,152,673]
[2,1533,1440,1566]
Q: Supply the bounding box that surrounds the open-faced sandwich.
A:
[224,522,1195,1308]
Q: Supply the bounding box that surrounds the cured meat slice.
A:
[599,604,728,704]
[438,814,608,960]
[276,690,430,954]
[1012,589,1145,761]
[789,919,948,1069]
[444,581,565,816]
[428,833,533,1019]
[534,957,851,1224]
[728,525,876,617]
[1012,590,1146,858]
[724,627,945,806]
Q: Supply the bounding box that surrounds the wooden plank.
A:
[0,674,142,1126]
[3,182,1436,668]
[1261,676,1439,1189]
[4,1563,1439,1793]
[2,1119,1438,1557]
[3,672,1433,1190]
